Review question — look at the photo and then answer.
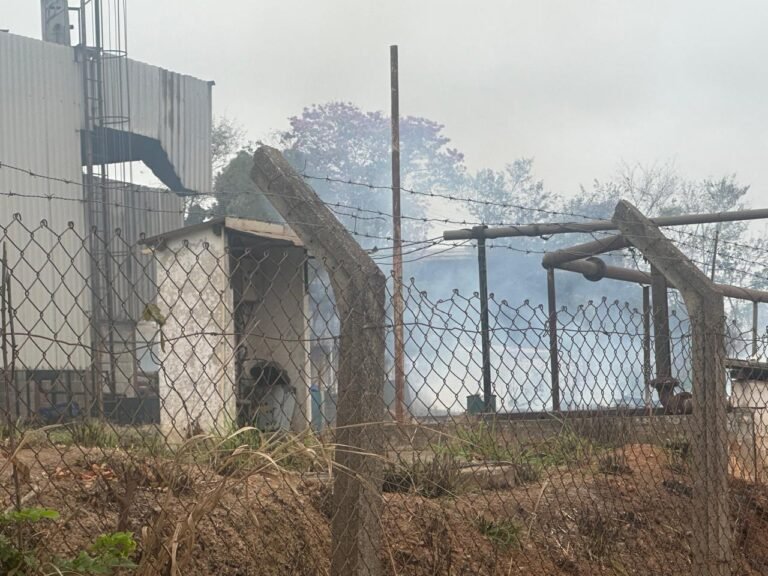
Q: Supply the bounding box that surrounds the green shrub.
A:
[0,506,136,575]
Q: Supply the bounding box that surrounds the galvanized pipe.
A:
[444,207,768,240]
[541,234,629,268]
[554,258,768,303]
[547,268,560,412]
[476,228,494,412]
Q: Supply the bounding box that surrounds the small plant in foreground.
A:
[0,506,136,574]
[476,516,522,548]
[67,419,118,448]
[56,531,137,574]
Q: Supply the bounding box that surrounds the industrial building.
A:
[0,2,211,420]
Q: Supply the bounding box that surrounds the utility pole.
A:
[390,45,406,422]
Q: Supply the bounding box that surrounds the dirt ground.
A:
[2,442,768,575]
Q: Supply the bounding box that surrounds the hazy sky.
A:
[4,0,768,203]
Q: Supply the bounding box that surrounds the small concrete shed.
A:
[142,217,310,442]
[729,359,768,481]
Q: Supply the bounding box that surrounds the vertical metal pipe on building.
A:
[390,45,406,422]
[476,227,494,412]
[79,0,104,416]
[547,267,560,412]
[93,0,118,396]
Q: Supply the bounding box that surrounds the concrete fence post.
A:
[613,200,732,576]
[251,146,386,576]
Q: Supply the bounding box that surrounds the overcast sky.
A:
[4,0,768,203]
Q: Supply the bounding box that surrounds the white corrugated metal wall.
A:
[0,33,91,371]
[0,32,209,379]
[104,58,212,194]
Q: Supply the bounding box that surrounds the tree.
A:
[207,150,281,222]
[467,159,557,245]
[186,116,254,224]
[278,102,467,248]
[194,104,467,248]
[562,162,768,324]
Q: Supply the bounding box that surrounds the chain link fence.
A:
[0,203,767,575]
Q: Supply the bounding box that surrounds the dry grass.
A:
[134,427,334,575]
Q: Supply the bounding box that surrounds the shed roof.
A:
[141,217,303,248]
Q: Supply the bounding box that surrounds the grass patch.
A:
[525,427,597,468]
[476,516,523,548]
[202,426,331,476]
[67,420,119,448]
[116,427,168,457]
[39,421,169,456]
[597,452,632,476]
[577,509,620,560]
[433,420,600,487]
[452,422,515,461]
[383,453,461,498]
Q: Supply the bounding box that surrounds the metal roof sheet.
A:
[141,217,304,248]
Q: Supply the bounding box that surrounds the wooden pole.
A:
[390,45,406,423]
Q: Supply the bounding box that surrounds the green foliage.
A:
[115,427,168,458]
[0,507,57,574]
[476,517,523,548]
[67,420,119,448]
[437,422,600,486]
[209,150,282,222]
[201,102,468,243]
[201,425,330,477]
[451,422,516,462]
[280,102,466,245]
[524,428,596,468]
[0,533,37,574]
[56,532,137,574]
[0,507,136,575]
[1,508,59,524]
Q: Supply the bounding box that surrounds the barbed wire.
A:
[1,159,542,230]
[4,158,768,268]
[1,188,765,285]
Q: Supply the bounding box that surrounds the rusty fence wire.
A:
[0,215,766,575]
